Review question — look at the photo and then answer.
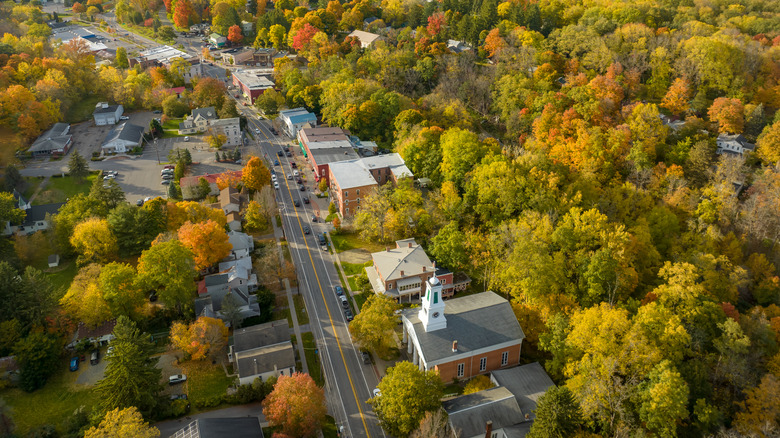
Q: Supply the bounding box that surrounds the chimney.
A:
[484,421,493,438]
[422,266,426,272]
[408,242,412,248]
[400,270,404,277]
[452,340,458,352]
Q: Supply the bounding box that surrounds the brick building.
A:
[297,127,359,181]
[401,280,525,383]
[231,69,274,104]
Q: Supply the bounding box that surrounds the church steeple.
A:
[418,267,446,332]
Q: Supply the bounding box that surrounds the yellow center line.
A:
[249,118,373,438]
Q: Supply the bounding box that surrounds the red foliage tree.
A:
[162,0,172,12]
[426,12,446,38]
[72,2,86,13]
[263,373,326,437]
[227,24,243,44]
[483,28,506,58]
[173,0,193,29]
[291,23,319,52]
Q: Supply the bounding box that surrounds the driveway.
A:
[74,356,108,386]
[154,403,266,438]
[156,352,187,397]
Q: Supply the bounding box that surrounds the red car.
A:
[164,164,174,170]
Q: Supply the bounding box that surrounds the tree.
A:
[242,156,271,192]
[244,200,267,231]
[61,264,112,328]
[0,192,25,225]
[463,375,494,395]
[177,220,231,270]
[170,316,228,360]
[158,25,176,41]
[191,77,227,112]
[195,177,212,199]
[70,217,118,264]
[227,24,243,44]
[136,240,196,312]
[72,2,86,13]
[430,221,468,272]
[90,177,126,210]
[756,119,780,165]
[638,361,690,437]
[96,316,162,416]
[661,77,691,116]
[440,128,498,190]
[115,46,129,68]
[68,150,89,182]
[348,294,400,356]
[99,262,144,320]
[84,407,160,438]
[318,177,328,193]
[269,24,286,49]
[172,0,192,29]
[410,409,451,438]
[708,97,745,134]
[527,386,584,438]
[263,372,326,437]
[370,361,444,437]
[14,332,61,392]
[734,374,780,436]
[220,292,243,329]
[3,165,22,192]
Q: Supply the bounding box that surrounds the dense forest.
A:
[2,0,780,435]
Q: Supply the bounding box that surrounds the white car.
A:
[271,174,277,181]
[372,388,381,398]
[293,170,299,177]
[254,128,260,133]
[273,181,279,189]
[119,116,129,120]
[184,136,190,142]
[169,374,187,385]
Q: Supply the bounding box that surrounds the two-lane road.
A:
[242,112,386,438]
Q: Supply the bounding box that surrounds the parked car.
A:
[161,179,171,185]
[286,151,292,157]
[162,174,173,180]
[283,146,289,152]
[163,164,175,169]
[293,170,299,177]
[153,110,162,114]
[90,349,99,365]
[274,182,279,189]
[271,174,277,182]
[291,162,297,168]
[254,127,260,133]
[303,196,309,204]
[105,170,118,176]
[344,308,354,321]
[106,346,114,357]
[303,225,310,234]
[103,174,115,180]
[170,394,188,400]
[136,199,144,206]
[299,184,305,191]
[286,174,292,180]
[373,388,381,398]
[69,356,79,371]
[119,116,129,120]
[169,374,187,385]
[184,136,189,142]
[335,285,344,296]
[270,127,277,135]
[296,177,302,184]
[161,169,174,176]
[362,351,370,364]
[340,295,349,309]
[311,215,317,223]
[274,159,280,166]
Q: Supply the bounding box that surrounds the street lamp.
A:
[154,138,160,164]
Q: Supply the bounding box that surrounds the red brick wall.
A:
[433,343,522,383]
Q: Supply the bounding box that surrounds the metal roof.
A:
[443,387,525,438]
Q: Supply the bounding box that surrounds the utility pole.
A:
[154,138,160,164]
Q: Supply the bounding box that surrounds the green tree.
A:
[430,221,468,272]
[0,192,25,225]
[527,386,584,438]
[90,177,126,210]
[370,361,444,437]
[196,177,211,200]
[638,361,689,437]
[115,46,129,68]
[14,332,61,392]
[348,294,399,356]
[68,150,89,182]
[136,240,196,312]
[96,316,162,416]
[157,26,176,42]
[440,128,498,190]
[3,165,22,192]
[99,262,144,320]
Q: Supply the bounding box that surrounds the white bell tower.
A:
[418,268,446,332]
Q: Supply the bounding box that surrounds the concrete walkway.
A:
[271,215,308,374]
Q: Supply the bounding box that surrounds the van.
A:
[339,295,349,309]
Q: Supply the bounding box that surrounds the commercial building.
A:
[221,47,255,65]
[101,123,145,154]
[172,418,265,438]
[401,279,525,383]
[278,108,317,138]
[231,69,275,103]
[297,127,359,180]
[92,102,124,126]
[27,123,72,157]
[208,118,242,146]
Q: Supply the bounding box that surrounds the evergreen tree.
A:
[527,386,584,438]
[68,151,90,182]
[95,316,162,417]
[3,165,22,192]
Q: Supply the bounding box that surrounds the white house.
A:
[278,108,317,138]
[228,321,296,385]
[2,190,63,236]
[101,123,145,154]
[208,118,242,146]
[93,102,124,126]
[716,133,755,156]
[347,30,382,48]
[178,107,218,134]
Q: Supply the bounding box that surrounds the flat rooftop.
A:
[311,146,360,166]
[233,69,275,90]
[138,45,189,64]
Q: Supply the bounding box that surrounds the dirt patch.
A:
[339,249,371,264]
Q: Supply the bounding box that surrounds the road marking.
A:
[252,117,374,438]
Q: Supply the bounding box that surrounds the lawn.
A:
[301,332,323,386]
[271,294,292,327]
[1,359,99,435]
[179,360,235,409]
[293,294,309,325]
[46,259,79,299]
[341,261,370,277]
[34,173,97,205]
[66,95,102,123]
[329,232,386,254]
[21,176,45,201]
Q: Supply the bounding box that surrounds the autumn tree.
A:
[661,77,691,116]
[370,361,444,437]
[756,119,780,165]
[191,77,227,112]
[96,317,162,416]
[242,156,271,192]
[227,24,243,45]
[263,372,326,437]
[172,0,193,29]
[177,220,231,270]
[72,2,86,13]
[708,97,745,134]
[115,47,129,69]
[99,262,144,320]
[463,375,494,395]
[170,316,228,360]
[244,200,268,231]
[136,240,196,312]
[348,294,400,357]
[70,217,118,264]
[166,200,226,230]
[410,409,451,438]
[734,374,780,435]
[0,192,25,226]
[61,264,112,328]
[84,407,160,438]
[216,172,241,190]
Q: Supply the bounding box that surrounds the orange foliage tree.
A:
[263,372,326,437]
[708,97,744,134]
[227,24,243,44]
[216,172,241,190]
[72,2,86,13]
[483,28,506,58]
[241,156,271,192]
[166,201,227,230]
[173,0,193,29]
[177,219,231,269]
[170,316,228,360]
[661,78,691,116]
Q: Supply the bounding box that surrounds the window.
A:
[387,283,393,289]
[479,357,487,371]
[344,191,348,197]
[441,278,446,284]
[457,363,464,377]
[501,351,509,366]
[344,199,349,205]
[357,189,360,195]
[357,198,360,204]
[345,208,349,214]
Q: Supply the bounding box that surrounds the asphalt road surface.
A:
[238,105,386,438]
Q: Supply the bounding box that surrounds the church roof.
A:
[402,291,525,366]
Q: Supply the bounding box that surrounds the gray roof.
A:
[228,231,253,252]
[402,292,525,364]
[192,106,217,120]
[173,417,264,438]
[20,203,64,227]
[204,273,229,287]
[103,123,144,146]
[444,387,525,438]
[28,123,71,153]
[235,342,295,379]
[329,159,378,190]
[93,104,121,114]
[491,363,555,419]
[371,240,432,283]
[233,320,289,353]
[310,146,360,166]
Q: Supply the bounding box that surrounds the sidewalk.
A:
[271,214,308,374]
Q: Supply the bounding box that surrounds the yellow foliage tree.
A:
[70,217,118,263]
[61,264,112,328]
[84,407,160,438]
[170,316,228,360]
[177,219,232,270]
[166,201,227,231]
[241,156,271,192]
